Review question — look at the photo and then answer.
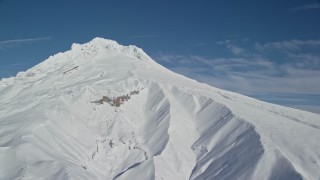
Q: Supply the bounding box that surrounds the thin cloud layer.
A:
[0,37,51,49]
[255,39,320,52]
[217,40,246,56]
[154,39,320,95]
[157,55,320,95]
[290,3,320,11]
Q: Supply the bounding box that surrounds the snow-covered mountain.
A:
[0,38,319,180]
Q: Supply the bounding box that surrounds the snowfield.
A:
[0,38,319,180]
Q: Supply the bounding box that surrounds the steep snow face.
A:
[0,38,320,180]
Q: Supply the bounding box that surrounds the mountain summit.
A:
[0,38,319,180]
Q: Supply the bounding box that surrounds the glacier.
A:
[0,38,319,180]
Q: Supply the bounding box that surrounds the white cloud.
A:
[0,37,51,49]
[290,3,320,11]
[288,53,320,68]
[226,44,245,55]
[155,38,320,113]
[216,39,232,45]
[154,39,320,95]
[255,39,320,52]
[217,39,245,55]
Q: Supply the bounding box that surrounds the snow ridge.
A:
[0,38,319,180]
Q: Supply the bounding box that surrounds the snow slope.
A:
[0,38,319,180]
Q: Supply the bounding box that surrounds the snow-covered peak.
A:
[69,37,151,61]
[81,37,120,47]
[70,37,119,54]
[0,38,319,180]
[0,38,155,84]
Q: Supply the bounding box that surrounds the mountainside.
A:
[0,38,319,180]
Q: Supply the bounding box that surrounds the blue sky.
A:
[0,0,320,114]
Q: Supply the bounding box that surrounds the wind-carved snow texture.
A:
[0,38,319,180]
[169,88,264,180]
[92,89,141,107]
[63,66,79,75]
